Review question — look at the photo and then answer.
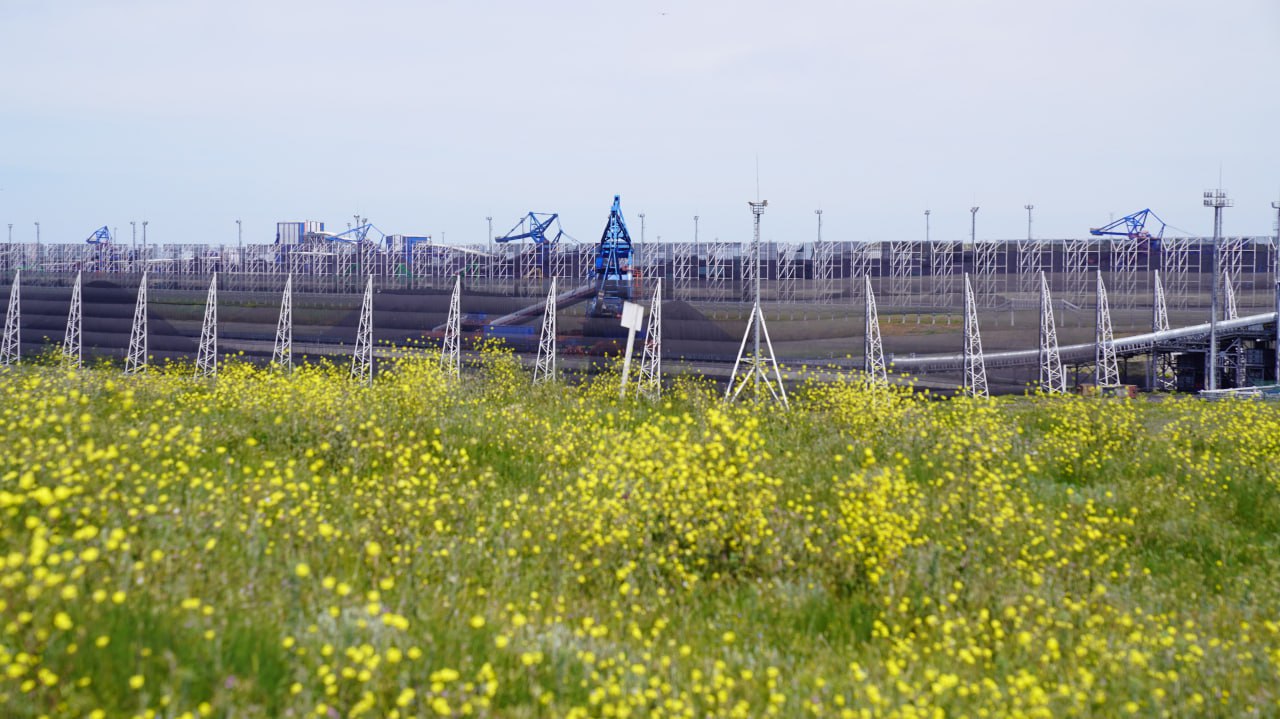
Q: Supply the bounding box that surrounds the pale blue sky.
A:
[2,0,1278,247]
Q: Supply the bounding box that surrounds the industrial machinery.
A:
[587,195,635,318]
[1089,209,1167,243]
[84,226,112,244]
[495,211,570,276]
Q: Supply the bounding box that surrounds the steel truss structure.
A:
[776,243,800,303]
[962,273,988,398]
[1064,238,1098,303]
[273,275,293,371]
[931,240,959,306]
[533,278,557,384]
[442,275,462,378]
[1109,236,1142,307]
[1151,270,1175,391]
[812,237,835,304]
[889,240,920,302]
[1094,273,1119,387]
[195,273,217,378]
[1038,271,1065,394]
[636,279,663,400]
[974,239,1004,306]
[1,270,19,367]
[63,272,82,367]
[863,275,886,384]
[351,274,373,385]
[1019,239,1048,295]
[672,241,696,301]
[125,273,149,374]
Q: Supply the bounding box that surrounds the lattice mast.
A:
[1222,269,1238,320]
[1038,271,1065,394]
[350,274,373,385]
[962,273,988,397]
[124,273,148,374]
[725,201,788,407]
[273,274,293,371]
[1151,270,1175,391]
[64,271,82,367]
[1,270,19,367]
[442,275,462,377]
[1094,273,1119,387]
[636,279,663,399]
[864,275,886,384]
[195,273,218,378]
[533,277,557,383]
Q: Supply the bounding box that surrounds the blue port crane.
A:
[84,226,112,244]
[495,212,570,275]
[1089,209,1167,241]
[326,223,386,245]
[587,195,635,318]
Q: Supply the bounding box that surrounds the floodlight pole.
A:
[1204,189,1231,391]
[1025,204,1034,241]
[923,210,930,243]
[970,207,978,245]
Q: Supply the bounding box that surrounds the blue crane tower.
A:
[84,226,112,244]
[1090,209,1167,243]
[588,195,635,318]
[494,211,569,276]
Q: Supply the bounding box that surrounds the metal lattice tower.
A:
[1222,269,1238,320]
[273,274,293,372]
[1162,237,1191,309]
[961,273,988,398]
[775,243,798,302]
[195,273,218,378]
[1019,239,1048,295]
[813,236,834,304]
[974,239,1003,305]
[1151,270,1176,391]
[673,241,695,300]
[1219,236,1244,297]
[124,273,149,374]
[726,201,787,408]
[636,279,663,399]
[931,240,958,306]
[1,270,19,367]
[442,275,462,378]
[889,240,918,301]
[1065,237,1095,302]
[863,275,886,384]
[706,241,729,300]
[1038,271,1065,394]
[849,243,873,300]
[533,277,557,383]
[63,271,82,368]
[350,274,373,385]
[1110,236,1141,307]
[740,234,758,302]
[1094,273,1119,387]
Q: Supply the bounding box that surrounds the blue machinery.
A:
[84,226,112,244]
[588,195,634,318]
[1090,209,1167,242]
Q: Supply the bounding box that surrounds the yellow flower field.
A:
[2,349,1279,717]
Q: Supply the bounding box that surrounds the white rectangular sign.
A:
[620,301,645,330]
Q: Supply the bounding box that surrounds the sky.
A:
[2,0,1279,248]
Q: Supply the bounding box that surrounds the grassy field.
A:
[2,350,1280,718]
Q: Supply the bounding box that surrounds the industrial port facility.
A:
[3,196,1280,394]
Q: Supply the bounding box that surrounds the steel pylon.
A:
[1037,271,1065,394]
[962,273,988,398]
[725,301,788,406]
[195,273,218,378]
[1094,273,1119,387]
[273,274,293,372]
[351,275,374,385]
[863,275,886,384]
[441,275,462,378]
[1,270,20,367]
[63,271,82,368]
[124,273,148,375]
[533,277,557,384]
[1222,270,1238,320]
[1152,270,1175,391]
[636,279,663,399]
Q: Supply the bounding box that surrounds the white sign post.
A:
[619,301,645,398]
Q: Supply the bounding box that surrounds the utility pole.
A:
[236,219,242,249]
[694,215,699,244]
[131,221,137,250]
[924,209,930,242]
[1025,204,1034,240]
[815,208,823,241]
[1204,189,1232,391]
[142,220,148,254]
[486,215,493,256]
[969,207,979,244]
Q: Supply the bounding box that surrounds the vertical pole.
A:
[620,322,638,399]
[1025,204,1034,241]
[924,210,930,243]
[1209,208,1220,391]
